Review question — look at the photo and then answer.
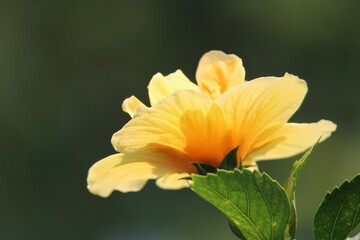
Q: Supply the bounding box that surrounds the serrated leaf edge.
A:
[192,169,290,240]
[314,174,360,240]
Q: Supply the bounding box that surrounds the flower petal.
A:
[246,120,337,162]
[147,70,199,106]
[156,172,191,190]
[87,149,195,197]
[112,90,232,166]
[216,73,308,159]
[122,95,148,118]
[196,50,245,99]
[180,103,233,165]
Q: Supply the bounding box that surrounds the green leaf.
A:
[314,174,360,240]
[220,147,239,170]
[228,218,246,240]
[283,143,318,239]
[191,169,290,240]
[190,162,217,175]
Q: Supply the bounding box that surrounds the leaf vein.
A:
[321,211,332,234]
[198,179,266,240]
[330,193,350,239]
[350,201,360,230]
[254,175,274,240]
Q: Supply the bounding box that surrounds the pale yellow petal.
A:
[87,149,195,197]
[196,50,245,99]
[246,120,337,162]
[156,172,191,190]
[122,96,147,118]
[112,90,232,167]
[244,164,259,171]
[216,73,307,159]
[180,103,233,165]
[147,70,199,106]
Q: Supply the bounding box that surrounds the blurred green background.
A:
[1,1,359,239]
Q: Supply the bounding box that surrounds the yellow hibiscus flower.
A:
[87,50,336,197]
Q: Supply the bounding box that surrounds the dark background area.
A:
[0,1,359,239]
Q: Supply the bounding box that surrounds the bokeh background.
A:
[1,1,359,239]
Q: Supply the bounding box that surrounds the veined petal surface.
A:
[87,149,195,197]
[112,90,232,166]
[122,95,147,118]
[216,73,308,160]
[148,70,199,106]
[247,120,337,161]
[196,50,245,99]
